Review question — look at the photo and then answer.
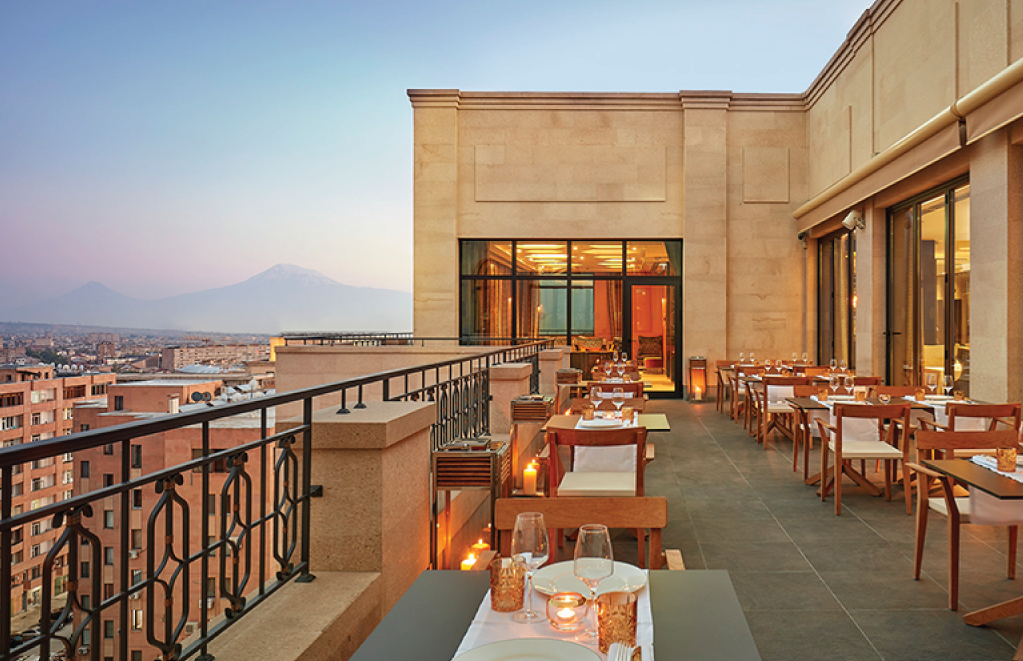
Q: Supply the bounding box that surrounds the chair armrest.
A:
[991,416,1017,430]
[663,549,685,571]
[905,462,943,479]
[816,419,836,438]
[919,419,949,432]
[645,444,655,462]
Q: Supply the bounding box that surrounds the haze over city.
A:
[2,0,870,312]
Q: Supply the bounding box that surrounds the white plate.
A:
[577,418,623,429]
[532,560,647,596]
[452,639,600,661]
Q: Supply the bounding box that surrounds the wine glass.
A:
[511,512,550,622]
[604,361,613,380]
[749,351,756,365]
[616,359,625,379]
[829,358,837,373]
[589,386,602,413]
[829,374,840,395]
[612,350,619,364]
[944,375,954,396]
[840,359,848,373]
[738,352,745,365]
[802,352,808,364]
[573,524,613,640]
[792,352,798,364]
[612,387,625,417]
[926,372,938,394]
[844,375,854,393]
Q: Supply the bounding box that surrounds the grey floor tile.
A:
[700,540,812,572]
[730,571,843,611]
[819,569,949,610]
[851,610,1015,661]
[744,610,882,661]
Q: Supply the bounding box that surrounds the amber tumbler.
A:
[489,556,525,612]
[596,591,637,653]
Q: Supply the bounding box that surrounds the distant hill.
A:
[0,264,411,334]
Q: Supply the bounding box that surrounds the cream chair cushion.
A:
[558,472,637,497]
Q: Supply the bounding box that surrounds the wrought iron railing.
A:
[1,339,552,661]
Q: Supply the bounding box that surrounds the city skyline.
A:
[1,0,870,310]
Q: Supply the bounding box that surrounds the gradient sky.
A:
[0,0,872,309]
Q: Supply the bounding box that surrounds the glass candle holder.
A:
[545,592,586,631]
[596,591,637,653]
[853,387,867,402]
[489,557,525,613]
[621,406,634,425]
[582,406,595,421]
[954,390,966,401]
[914,388,926,401]
[997,447,1018,473]
[818,388,829,401]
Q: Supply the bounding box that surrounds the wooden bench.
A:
[489,496,683,570]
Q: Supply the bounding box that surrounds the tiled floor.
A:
[629,398,1023,661]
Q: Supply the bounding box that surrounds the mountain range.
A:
[0,265,412,334]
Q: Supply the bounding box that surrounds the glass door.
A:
[626,282,679,395]
[886,178,970,393]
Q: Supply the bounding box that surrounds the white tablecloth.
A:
[452,571,654,660]
[966,456,1023,526]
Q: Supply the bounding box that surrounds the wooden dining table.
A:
[349,569,762,661]
[543,413,670,433]
[924,459,1023,659]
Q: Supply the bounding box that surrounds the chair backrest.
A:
[915,429,1019,460]
[803,366,831,377]
[948,403,1022,431]
[762,376,810,402]
[793,385,821,397]
[548,427,647,494]
[831,403,912,447]
[852,376,882,386]
[494,496,668,568]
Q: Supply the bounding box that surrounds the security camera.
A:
[842,210,865,231]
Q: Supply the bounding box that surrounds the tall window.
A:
[818,230,856,367]
[887,178,970,392]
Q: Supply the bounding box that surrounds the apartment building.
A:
[160,344,270,371]
[0,364,115,614]
[73,378,271,661]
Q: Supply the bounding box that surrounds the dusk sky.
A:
[1,0,871,310]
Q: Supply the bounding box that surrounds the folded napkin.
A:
[453,571,654,660]
[600,392,635,399]
[609,642,655,661]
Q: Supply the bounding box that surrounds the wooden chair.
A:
[547,427,648,498]
[731,366,763,427]
[494,496,683,570]
[792,384,828,476]
[715,360,733,413]
[907,430,1021,609]
[754,376,809,449]
[817,403,912,516]
[876,385,920,397]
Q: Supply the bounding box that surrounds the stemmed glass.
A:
[926,372,938,394]
[589,386,602,413]
[840,359,848,373]
[749,352,756,365]
[830,374,840,395]
[802,352,809,364]
[613,350,619,364]
[844,375,855,393]
[943,375,954,396]
[511,512,550,623]
[612,387,625,417]
[604,361,613,380]
[829,358,837,373]
[616,359,625,379]
[791,352,798,365]
[738,352,745,365]
[573,523,614,640]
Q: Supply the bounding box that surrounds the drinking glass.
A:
[612,350,619,364]
[829,358,837,372]
[511,512,550,622]
[749,352,756,365]
[944,375,953,395]
[844,375,854,392]
[574,524,614,640]
[802,352,808,363]
[878,393,892,404]
[840,359,848,373]
[604,361,613,379]
[616,360,625,379]
[829,375,840,394]
[926,372,938,394]
[589,386,602,412]
[792,352,798,364]
[620,352,628,366]
[612,387,625,416]
[738,352,745,364]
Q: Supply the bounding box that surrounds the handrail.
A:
[0,338,552,661]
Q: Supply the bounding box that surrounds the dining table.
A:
[348,569,762,661]
[543,413,670,433]
[923,458,1023,658]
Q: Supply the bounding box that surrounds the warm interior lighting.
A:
[461,553,478,571]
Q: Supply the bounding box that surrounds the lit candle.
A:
[523,463,537,496]
[546,592,585,631]
[460,553,477,571]
[471,538,490,554]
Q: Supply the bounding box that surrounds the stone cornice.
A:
[408,89,804,112]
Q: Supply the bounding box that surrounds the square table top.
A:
[543,413,670,432]
[349,569,761,661]
[923,459,1023,500]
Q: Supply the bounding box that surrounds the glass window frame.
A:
[817,229,856,368]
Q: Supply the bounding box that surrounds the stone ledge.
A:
[206,572,383,661]
[278,401,435,450]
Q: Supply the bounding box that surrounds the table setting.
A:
[451,513,654,661]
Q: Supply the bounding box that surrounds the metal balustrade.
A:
[1,340,551,661]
